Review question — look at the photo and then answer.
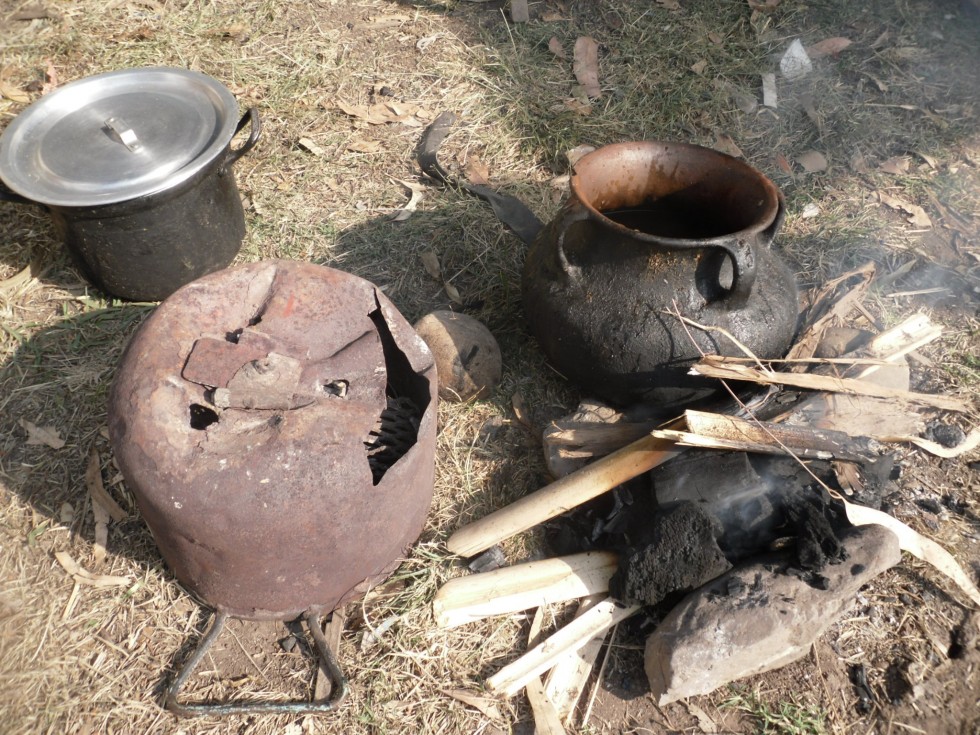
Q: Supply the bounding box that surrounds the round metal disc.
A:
[0,67,239,207]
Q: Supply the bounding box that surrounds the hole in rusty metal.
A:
[225,328,242,343]
[322,380,349,398]
[189,404,219,430]
[363,300,431,486]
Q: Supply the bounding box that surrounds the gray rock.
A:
[645,523,901,705]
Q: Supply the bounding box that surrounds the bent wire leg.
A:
[165,609,349,716]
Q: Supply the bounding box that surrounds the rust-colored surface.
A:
[108,260,438,620]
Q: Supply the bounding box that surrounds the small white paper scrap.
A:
[762,73,777,108]
[780,39,813,80]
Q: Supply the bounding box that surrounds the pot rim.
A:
[569,140,782,246]
[0,67,241,208]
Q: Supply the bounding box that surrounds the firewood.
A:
[544,594,606,722]
[486,598,640,698]
[525,607,567,735]
[691,356,968,413]
[650,410,883,462]
[446,432,681,558]
[432,551,618,629]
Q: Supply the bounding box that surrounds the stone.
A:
[414,311,501,402]
[644,524,902,705]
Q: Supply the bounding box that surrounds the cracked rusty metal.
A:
[108,260,438,620]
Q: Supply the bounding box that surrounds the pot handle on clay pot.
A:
[714,193,784,307]
[223,108,262,169]
[554,203,593,284]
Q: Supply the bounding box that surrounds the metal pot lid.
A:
[0,67,240,208]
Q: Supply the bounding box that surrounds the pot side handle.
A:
[554,202,592,284]
[716,192,784,307]
[223,108,262,169]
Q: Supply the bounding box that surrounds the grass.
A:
[723,688,828,735]
[1,0,978,733]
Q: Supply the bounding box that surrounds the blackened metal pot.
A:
[0,68,260,301]
[522,141,799,410]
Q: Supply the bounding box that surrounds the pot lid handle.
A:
[103,117,143,153]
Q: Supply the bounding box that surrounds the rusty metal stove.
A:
[108,260,438,715]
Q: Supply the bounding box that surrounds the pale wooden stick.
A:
[446,433,681,558]
[544,594,606,723]
[432,551,617,629]
[692,357,968,413]
[525,607,567,735]
[486,598,640,698]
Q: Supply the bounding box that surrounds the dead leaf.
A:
[512,392,531,428]
[463,155,491,186]
[878,192,932,228]
[54,552,131,588]
[420,251,442,281]
[807,37,852,58]
[444,281,462,304]
[844,502,980,607]
[775,153,793,175]
[916,151,938,169]
[879,156,910,175]
[747,0,781,10]
[796,150,828,173]
[562,98,592,116]
[347,139,382,154]
[542,10,565,22]
[572,37,602,99]
[335,99,422,126]
[214,22,249,40]
[441,689,505,721]
[566,145,595,166]
[297,137,325,156]
[871,30,890,49]
[656,0,681,10]
[41,59,58,95]
[416,34,443,53]
[0,81,29,103]
[11,4,57,20]
[714,132,743,158]
[389,178,424,222]
[20,419,65,449]
[707,31,724,45]
[86,447,127,523]
[849,150,869,174]
[548,37,566,59]
[690,59,708,75]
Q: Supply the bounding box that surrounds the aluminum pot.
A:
[0,67,260,301]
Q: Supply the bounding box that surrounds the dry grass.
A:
[1,0,979,733]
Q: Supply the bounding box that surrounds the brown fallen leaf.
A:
[775,153,793,175]
[707,31,724,45]
[463,154,491,186]
[714,132,743,158]
[878,192,932,228]
[297,137,326,157]
[656,0,681,10]
[572,37,601,99]
[12,4,58,20]
[420,251,442,281]
[747,0,781,9]
[512,392,531,428]
[347,139,383,154]
[690,59,708,75]
[807,37,852,58]
[796,150,828,173]
[0,80,29,103]
[542,10,565,22]
[879,156,910,175]
[548,37,566,59]
[566,145,595,166]
[563,98,592,115]
[849,150,869,174]
[19,419,65,449]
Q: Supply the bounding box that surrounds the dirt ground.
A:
[1,0,979,734]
